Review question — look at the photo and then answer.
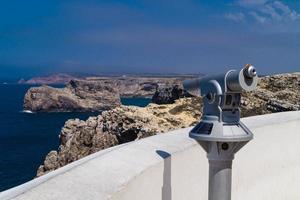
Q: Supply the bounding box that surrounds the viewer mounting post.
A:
[183,64,258,200]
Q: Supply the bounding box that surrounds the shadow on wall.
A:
[156,150,172,200]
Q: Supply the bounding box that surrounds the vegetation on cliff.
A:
[37,98,202,176]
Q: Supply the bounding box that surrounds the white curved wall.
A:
[1,111,300,200]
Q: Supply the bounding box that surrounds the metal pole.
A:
[208,160,232,200]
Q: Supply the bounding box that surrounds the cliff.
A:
[37,72,299,176]
[24,80,121,112]
[85,77,184,97]
[37,97,202,176]
[241,73,300,116]
[151,85,194,104]
[24,77,185,112]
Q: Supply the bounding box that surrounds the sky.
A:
[0,0,300,79]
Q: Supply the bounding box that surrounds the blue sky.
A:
[0,0,300,79]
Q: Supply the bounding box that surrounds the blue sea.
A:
[0,84,151,192]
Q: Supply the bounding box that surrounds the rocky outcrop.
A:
[80,76,186,97]
[24,80,121,112]
[37,72,299,176]
[36,97,202,176]
[266,99,299,112]
[241,73,299,116]
[24,77,189,112]
[152,85,194,104]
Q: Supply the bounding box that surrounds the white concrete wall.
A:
[0,111,299,200]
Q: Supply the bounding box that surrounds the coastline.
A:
[0,85,151,192]
[0,72,299,191]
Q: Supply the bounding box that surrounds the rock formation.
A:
[37,97,202,176]
[152,85,194,104]
[241,73,300,116]
[24,80,121,112]
[37,72,299,176]
[24,77,189,112]
[85,77,184,97]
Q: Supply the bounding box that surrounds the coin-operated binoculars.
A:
[183,64,259,200]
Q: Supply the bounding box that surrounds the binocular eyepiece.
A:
[226,64,258,92]
[244,64,257,78]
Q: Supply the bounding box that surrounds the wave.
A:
[21,110,35,114]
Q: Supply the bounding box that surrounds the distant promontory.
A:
[23,76,191,112]
[24,80,121,112]
[18,74,77,85]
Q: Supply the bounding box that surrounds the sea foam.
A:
[22,110,34,114]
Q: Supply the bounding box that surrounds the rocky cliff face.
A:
[37,72,299,176]
[24,77,186,112]
[24,80,121,112]
[241,73,300,116]
[152,85,194,104]
[37,97,202,176]
[85,77,184,97]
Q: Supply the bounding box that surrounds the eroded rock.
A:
[241,73,299,116]
[152,85,193,104]
[24,80,121,112]
[36,98,202,176]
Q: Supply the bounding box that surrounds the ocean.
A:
[0,84,151,192]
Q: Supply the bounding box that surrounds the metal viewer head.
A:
[183,64,259,123]
[183,64,258,95]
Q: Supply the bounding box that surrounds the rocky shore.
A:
[37,72,299,176]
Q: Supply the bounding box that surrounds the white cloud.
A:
[273,1,290,13]
[273,1,300,21]
[259,4,282,21]
[225,13,245,22]
[229,0,300,24]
